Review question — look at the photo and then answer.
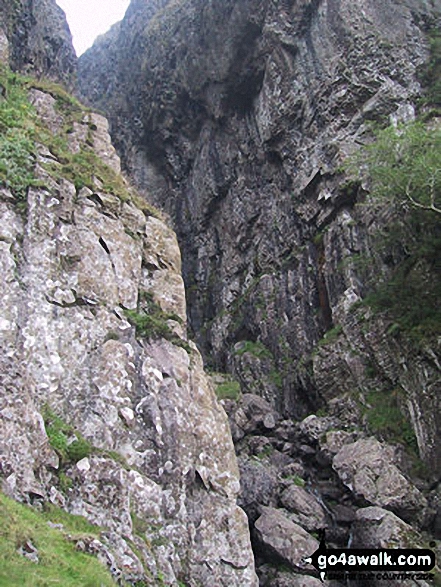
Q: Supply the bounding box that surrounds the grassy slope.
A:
[0,492,116,587]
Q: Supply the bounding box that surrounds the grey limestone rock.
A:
[77,0,441,475]
[0,79,258,585]
[254,506,319,573]
[333,437,428,525]
[350,507,433,587]
[279,485,328,532]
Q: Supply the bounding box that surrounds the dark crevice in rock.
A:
[98,236,110,255]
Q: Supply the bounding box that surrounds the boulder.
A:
[279,485,327,532]
[350,507,433,587]
[254,507,318,573]
[333,438,427,524]
[231,394,279,436]
[238,457,279,521]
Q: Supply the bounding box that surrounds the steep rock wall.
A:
[0,34,257,587]
[0,0,76,87]
[78,0,441,472]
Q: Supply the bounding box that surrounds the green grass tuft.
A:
[363,389,418,453]
[0,492,116,586]
[215,380,241,401]
[42,406,93,464]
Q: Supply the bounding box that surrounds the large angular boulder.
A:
[279,485,327,532]
[333,438,427,525]
[254,507,318,574]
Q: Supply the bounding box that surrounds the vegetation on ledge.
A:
[346,119,441,342]
[0,492,115,587]
[124,291,191,353]
[0,65,161,218]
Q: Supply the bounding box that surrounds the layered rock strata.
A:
[0,31,257,586]
[78,0,441,474]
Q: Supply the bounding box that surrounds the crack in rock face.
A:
[2,0,441,585]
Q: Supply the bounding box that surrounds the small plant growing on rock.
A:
[124,290,192,353]
[42,406,92,464]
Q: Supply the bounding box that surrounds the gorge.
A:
[1,0,441,585]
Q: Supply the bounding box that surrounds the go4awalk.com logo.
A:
[303,531,436,582]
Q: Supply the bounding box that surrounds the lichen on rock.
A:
[0,62,257,585]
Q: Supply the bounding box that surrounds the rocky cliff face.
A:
[78,0,441,467]
[78,1,441,583]
[0,22,257,586]
[0,0,76,87]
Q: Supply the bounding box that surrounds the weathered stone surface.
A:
[0,0,76,87]
[279,485,327,532]
[352,506,422,549]
[333,438,427,524]
[254,507,318,573]
[231,393,280,436]
[78,0,441,475]
[299,415,334,444]
[350,507,433,587]
[0,26,8,63]
[238,456,279,522]
[0,82,257,585]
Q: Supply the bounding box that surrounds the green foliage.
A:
[269,368,283,389]
[363,389,418,453]
[130,511,150,539]
[418,28,441,107]
[124,308,172,340]
[0,69,37,200]
[0,492,115,586]
[40,503,100,536]
[349,121,441,215]
[125,291,191,352]
[215,379,241,401]
[24,77,85,115]
[280,472,306,487]
[234,340,272,359]
[255,445,273,460]
[317,324,343,347]
[0,65,161,218]
[42,406,93,464]
[293,475,306,487]
[346,120,441,341]
[364,240,441,340]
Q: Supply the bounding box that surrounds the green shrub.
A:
[363,389,418,453]
[348,121,441,215]
[42,406,92,464]
[418,28,441,107]
[0,65,161,218]
[66,438,93,463]
[345,119,441,341]
[317,324,343,347]
[0,69,38,202]
[124,308,172,340]
[234,340,272,359]
[124,292,191,352]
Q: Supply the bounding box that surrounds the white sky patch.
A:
[56,0,130,56]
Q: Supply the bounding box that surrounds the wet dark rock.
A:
[0,0,76,87]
